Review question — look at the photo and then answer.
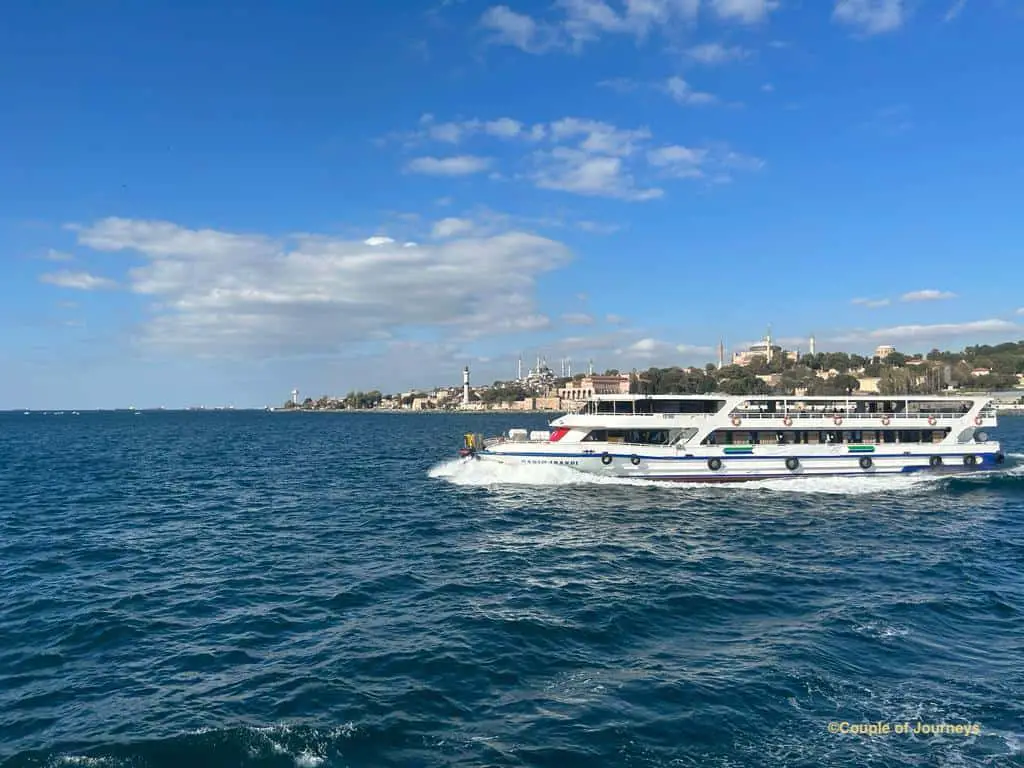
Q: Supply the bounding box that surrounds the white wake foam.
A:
[426,457,978,495]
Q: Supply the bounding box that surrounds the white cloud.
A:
[761,82,774,92]
[851,297,891,308]
[900,289,956,302]
[663,76,717,105]
[405,155,493,175]
[605,313,626,325]
[711,0,779,23]
[480,5,558,53]
[67,217,574,358]
[431,217,475,238]
[39,270,118,290]
[831,319,1019,345]
[485,117,524,138]
[561,312,595,325]
[1017,307,1024,315]
[685,42,750,64]
[549,118,651,156]
[532,148,663,200]
[833,0,905,35]
[647,144,708,178]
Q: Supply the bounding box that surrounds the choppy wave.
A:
[2,412,1022,768]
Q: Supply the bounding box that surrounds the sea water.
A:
[1,411,1022,767]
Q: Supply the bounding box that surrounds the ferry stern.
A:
[458,432,484,459]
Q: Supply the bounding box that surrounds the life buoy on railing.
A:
[782,416,793,427]
[927,416,937,426]
[881,416,891,426]
[973,416,983,426]
[731,416,741,427]
[833,416,843,426]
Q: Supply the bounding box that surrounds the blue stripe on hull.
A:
[480,450,1002,465]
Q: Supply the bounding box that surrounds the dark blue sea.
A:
[1,411,1022,768]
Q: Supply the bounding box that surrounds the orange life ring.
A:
[731,416,741,426]
[927,416,937,426]
[833,416,843,426]
[973,416,983,426]
[783,416,793,427]
[881,416,891,426]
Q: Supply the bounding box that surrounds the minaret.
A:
[517,355,523,381]
[588,358,594,376]
[766,324,774,364]
[717,339,724,369]
[561,358,565,377]
[462,366,470,405]
[567,358,572,377]
[809,334,816,356]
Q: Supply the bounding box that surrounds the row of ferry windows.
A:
[702,429,951,445]
[587,400,724,414]
[582,429,671,444]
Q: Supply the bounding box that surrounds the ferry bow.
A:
[457,394,1004,482]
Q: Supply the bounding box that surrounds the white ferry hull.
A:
[471,445,1005,483]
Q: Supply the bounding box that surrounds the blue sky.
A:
[3,0,1024,408]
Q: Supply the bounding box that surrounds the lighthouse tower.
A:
[291,388,299,406]
[462,366,470,405]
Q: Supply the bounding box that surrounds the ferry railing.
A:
[726,410,979,421]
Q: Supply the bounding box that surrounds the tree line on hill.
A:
[283,340,1024,407]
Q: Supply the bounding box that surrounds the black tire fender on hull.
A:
[707,457,722,471]
[859,456,873,470]
[600,452,613,466]
[785,457,800,471]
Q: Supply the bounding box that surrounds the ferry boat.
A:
[457,394,1005,482]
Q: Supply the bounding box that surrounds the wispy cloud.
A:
[833,0,906,35]
[41,249,75,262]
[831,318,1018,344]
[851,297,891,308]
[561,312,595,325]
[390,114,760,200]
[685,42,751,64]
[710,0,779,24]
[406,155,493,175]
[431,217,475,238]
[901,289,956,302]
[478,0,774,55]
[663,76,717,105]
[944,0,967,22]
[39,270,117,290]
[479,5,559,53]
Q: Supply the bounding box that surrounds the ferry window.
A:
[922,431,933,443]
[606,430,625,443]
[635,399,653,414]
[583,430,606,442]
